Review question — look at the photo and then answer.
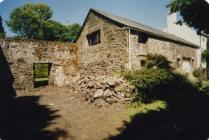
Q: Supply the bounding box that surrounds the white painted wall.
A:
[164,13,207,68]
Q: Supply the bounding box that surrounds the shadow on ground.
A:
[107,91,209,140]
[0,46,68,140]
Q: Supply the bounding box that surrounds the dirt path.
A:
[16,87,130,140]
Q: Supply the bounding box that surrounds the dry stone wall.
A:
[0,38,78,90]
[68,75,136,107]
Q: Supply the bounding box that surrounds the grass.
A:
[107,92,209,140]
[201,80,209,92]
[105,100,167,137]
[35,78,49,82]
[34,63,49,88]
[109,100,167,125]
[34,63,49,79]
[123,100,167,121]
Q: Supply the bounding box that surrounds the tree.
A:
[67,23,81,42]
[42,20,69,41]
[7,3,52,39]
[0,16,5,38]
[7,3,80,42]
[41,21,81,41]
[167,0,209,34]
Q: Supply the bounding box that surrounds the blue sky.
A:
[0,0,171,37]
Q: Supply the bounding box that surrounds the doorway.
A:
[34,63,52,88]
[182,60,191,73]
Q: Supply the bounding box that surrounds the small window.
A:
[87,30,101,46]
[141,60,146,67]
[191,59,195,67]
[177,58,181,68]
[138,32,148,44]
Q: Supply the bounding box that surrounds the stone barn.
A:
[76,9,199,75]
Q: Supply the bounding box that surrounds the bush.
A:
[126,68,173,93]
[124,68,198,102]
[193,68,205,78]
[192,68,207,87]
[172,73,198,93]
[123,54,198,102]
[202,49,209,60]
[144,54,172,70]
[125,68,174,101]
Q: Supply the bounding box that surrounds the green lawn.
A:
[35,78,49,82]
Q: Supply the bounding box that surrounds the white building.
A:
[164,13,208,69]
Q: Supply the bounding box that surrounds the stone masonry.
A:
[0,38,78,90]
[76,12,129,76]
[130,31,197,71]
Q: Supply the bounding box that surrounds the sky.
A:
[0,0,172,37]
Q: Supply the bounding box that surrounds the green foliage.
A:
[0,16,5,37]
[167,0,209,34]
[193,68,205,78]
[6,3,81,42]
[34,64,49,79]
[41,20,69,41]
[144,54,172,70]
[202,47,209,59]
[41,21,81,42]
[125,68,197,102]
[192,68,206,87]
[7,3,52,39]
[67,23,81,42]
[125,68,174,94]
[172,73,198,92]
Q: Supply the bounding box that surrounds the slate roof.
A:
[76,8,199,48]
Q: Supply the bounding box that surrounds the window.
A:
[177,58,181,68]
[87,30,101,46]
[138,32,148,44]
[191,59,195,67]
[141,60,146,67]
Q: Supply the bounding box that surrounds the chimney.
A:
[167,13,177,32]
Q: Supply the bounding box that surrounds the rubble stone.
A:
[94,89,104,98]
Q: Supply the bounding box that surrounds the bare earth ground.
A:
[16,86,132,140]
[9,85,207,140]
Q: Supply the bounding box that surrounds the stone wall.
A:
[0,38,78,90]
[76,12,129,76]
[0,12,199,92]
[129,31,198,72]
